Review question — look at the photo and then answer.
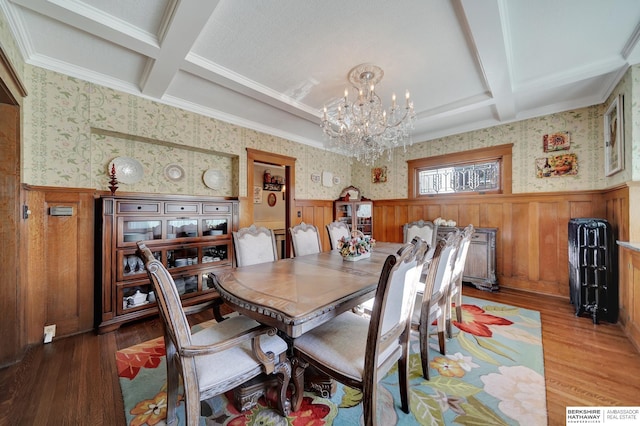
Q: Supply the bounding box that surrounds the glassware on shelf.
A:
[203,219,228,236]
[167,219,198,238]
[122,220,162,242]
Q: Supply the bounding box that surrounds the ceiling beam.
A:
[140,0,221,99]
[12,0,161,56]
[460,0,516,122]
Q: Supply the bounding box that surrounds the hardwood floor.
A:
[0,287,638,425]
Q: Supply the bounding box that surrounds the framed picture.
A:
[253,186,262,204]
[604,94,624,176]
[267,193,277,207]
[371,166,387,183]
[543,132,570,152]
[535,153,578,178]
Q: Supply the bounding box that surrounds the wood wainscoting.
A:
[293,199,335,252]
[371,186,629,299]
[22,186,96,344]
[16,187,629,347]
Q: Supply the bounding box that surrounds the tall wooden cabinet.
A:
[96,194,238,333]
[334,200,373,237]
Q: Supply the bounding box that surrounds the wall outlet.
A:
[44,324,56,343]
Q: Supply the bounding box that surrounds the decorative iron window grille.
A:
[417,161,500,194]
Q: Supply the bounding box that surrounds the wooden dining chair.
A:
[403,219,438,247]
[412,229,461,379]
[326,221,351,250]
[289,222,322,256]
[232,224,278,266]
[136,242,292,425]
[292,238,429,426]
[445,224,475,337]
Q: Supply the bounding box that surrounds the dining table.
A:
[208,241,404,411]
[209,242,403,338]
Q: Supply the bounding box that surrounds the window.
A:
[408,144,512,198]
[418,161,500,194]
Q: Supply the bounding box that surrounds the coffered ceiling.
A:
[2,0,640,149]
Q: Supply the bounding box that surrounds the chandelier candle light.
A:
[321,64,416,165]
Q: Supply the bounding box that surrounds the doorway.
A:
[253,162,286,258]
[246,149,296,258]
[0,66,25,366]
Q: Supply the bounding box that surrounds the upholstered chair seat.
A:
[136,242,291,426]
[189,315,288,390]
[293,239,429,426]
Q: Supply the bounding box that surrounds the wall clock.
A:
[267,193,277,207]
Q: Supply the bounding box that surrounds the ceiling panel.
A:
[19,8,148,85]
[3,0,640,148]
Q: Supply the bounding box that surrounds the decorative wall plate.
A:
[203,168,224,189]
[164,163,185,182]
[108,157,144,185]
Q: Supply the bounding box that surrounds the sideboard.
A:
[437,226,498,291]
[96,194,239,333]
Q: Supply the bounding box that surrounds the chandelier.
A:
[321,64,415,165]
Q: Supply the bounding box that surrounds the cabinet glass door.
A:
[120,284,154,313]
[167,219,198,238]
[336,203,353,230]
[120,219,162,245]
[202,243,230,265]
[117,249,161,281]
[174,274,198,295]
[355,203,372,236]
[202,218,229,237]
[167,246,198,268]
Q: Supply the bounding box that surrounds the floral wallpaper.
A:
[20,65,352,199]
[352,101,633,199]
[0,7,24,84]
[631,67,640,181]
[4,2,638,201]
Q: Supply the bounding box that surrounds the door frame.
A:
[246,148,296,258]
[0,46,27,366]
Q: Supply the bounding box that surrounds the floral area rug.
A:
[116,296,547,425]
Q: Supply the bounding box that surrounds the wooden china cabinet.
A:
[96,194,238,333]
[334,186,373,237]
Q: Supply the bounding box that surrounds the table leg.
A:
[290,357,308,412]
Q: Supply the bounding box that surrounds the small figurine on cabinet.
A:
[108,164,118,195]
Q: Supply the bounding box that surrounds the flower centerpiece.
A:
[337,230,375,261]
